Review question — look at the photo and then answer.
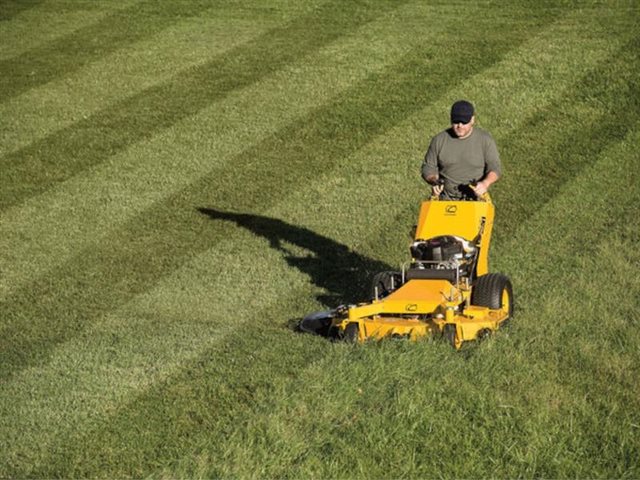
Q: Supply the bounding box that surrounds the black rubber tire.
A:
[443,324,460,350]
[343,323,360,343]
[471,273,514,317]
[477,328,492,341]
[370,271,402,300]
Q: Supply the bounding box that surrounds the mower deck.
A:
[334,279,509,347]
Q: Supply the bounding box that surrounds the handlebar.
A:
[430,178,444,200]
[429,179,491,202]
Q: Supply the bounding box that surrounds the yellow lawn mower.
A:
[300,189,513,349]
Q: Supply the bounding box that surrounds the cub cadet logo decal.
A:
[445,205,457,216]
[405,303,418,312]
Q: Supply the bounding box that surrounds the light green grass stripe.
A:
[0,0,445,300]
[0,3,317,156]
[0,1,140,61]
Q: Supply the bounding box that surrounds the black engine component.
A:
[410,235,465,262]
[409,235,478,282]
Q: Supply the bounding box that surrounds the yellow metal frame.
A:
[333,194,510,349]
[415,193,494,275]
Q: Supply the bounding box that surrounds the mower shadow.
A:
[197,207,392,311]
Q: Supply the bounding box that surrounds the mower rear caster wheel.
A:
[443,324,462,350]
[477,328,492,341]
[370,271,402,300]
[343,323,360,343]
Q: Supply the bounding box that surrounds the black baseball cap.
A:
[451,100,474,124]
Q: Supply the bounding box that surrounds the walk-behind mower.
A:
[300,190,513,349]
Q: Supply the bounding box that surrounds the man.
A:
[422,100,501,200]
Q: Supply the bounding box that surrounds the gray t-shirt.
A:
[422,127,501,200]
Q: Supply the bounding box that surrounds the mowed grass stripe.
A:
[0,0,223,101]
[0,3,551,381]
[0,13,281,155]
[0,0,138,59]
[1,0,438,300]
[26,129,640,479]
[0,0,405,210]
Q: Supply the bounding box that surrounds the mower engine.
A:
[409,235,477,280]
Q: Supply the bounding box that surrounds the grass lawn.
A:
[1,1,639,477]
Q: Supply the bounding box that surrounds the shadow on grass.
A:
[197,207,392,323]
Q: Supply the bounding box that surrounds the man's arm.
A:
[422,162,443,196]
[475,131,501,196]
[423,173,439,185]
[422,134,441,185]
[474,170,499,196]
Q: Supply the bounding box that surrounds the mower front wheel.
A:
[477,328,492,341]
[343,322,360,343]
[443,324,462,350]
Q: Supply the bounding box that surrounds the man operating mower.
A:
[422,100,501,200]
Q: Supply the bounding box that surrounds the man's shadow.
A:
[197,208,394,333]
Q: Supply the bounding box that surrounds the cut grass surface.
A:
[0,11,274,155]
[0,0,406,209]
[2,0,545,379]
[0,0,231,100]
[0,1,136,56]
[1,0,459,299]
[1,1,639,478]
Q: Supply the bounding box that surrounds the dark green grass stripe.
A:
[0,0,405,211]
[0,8,547,382]
[0,0,44,21]
[0,1,218,101]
